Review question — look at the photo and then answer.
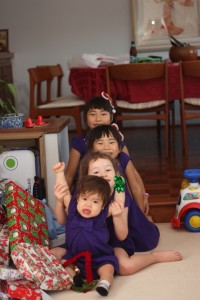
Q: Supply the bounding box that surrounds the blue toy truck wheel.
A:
[184,209,200,232]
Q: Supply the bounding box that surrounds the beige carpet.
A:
[47,223,200,300]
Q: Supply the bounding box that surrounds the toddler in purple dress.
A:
[53,161,127,296]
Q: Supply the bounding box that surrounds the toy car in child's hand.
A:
[171,169,200,232]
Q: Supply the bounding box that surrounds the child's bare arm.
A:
[122,144,130,156]
[109,176,128,240]
[109,191,128,241]
[125,160,147,213]
[54,183,70,224]
[53,162,67,185]
[53,162,71,224]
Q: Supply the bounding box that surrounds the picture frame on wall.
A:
[0,29,9,52]
[131,0,200,52]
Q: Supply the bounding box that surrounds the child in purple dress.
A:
[53,161,127,296]
[78,152,182,276]
[65,92,149,213]
[87,124,149,214]
[65,92,129,189]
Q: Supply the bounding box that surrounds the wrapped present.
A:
[0,279,42,300]
[0,224,10,266]
[0,206,7,224]
[4,181,49,251]
[11,243,72,291]
[0,266,24,280]
[0,291,10,299]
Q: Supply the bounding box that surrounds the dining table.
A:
[68,61,182,102]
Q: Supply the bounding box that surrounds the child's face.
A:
[92,133,120,159]
[77,192,103,218]
[88,158,115,189]
[86,108,112,129]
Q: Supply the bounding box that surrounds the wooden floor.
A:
[123,124,200,222]
[69,124,200,223]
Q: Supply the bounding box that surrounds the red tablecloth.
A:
[68,62,181,102]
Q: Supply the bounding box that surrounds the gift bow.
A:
[114,175,125,192]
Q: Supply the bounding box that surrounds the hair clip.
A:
[101,91,116,114]
[111,123,124,141]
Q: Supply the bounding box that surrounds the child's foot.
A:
[152,250,182,263]
[96,280,110,296]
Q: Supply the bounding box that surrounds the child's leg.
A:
[50,247,83,286]
[114,247,182,276]
[96,264,114,296]
[50,246,66,260]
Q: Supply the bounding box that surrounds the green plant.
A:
[0,79,17,117]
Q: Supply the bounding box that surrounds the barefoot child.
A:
[79,152,182,276]
[53,161,127,296]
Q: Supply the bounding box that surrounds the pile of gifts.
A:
[0,180,73,299]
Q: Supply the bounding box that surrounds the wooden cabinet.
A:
[0,117,70,211]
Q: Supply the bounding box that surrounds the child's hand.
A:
[54,183,70,208]
[110,200,125,217]
[114,190,125,207]
[53,162,65,173]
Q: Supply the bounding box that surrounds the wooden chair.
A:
[28,64,85,135]
[106,62,170,158]
[180,60,200,157]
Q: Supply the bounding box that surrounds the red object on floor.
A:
[62,251,93,284]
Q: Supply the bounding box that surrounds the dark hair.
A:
[83,96,116,127]
[78,151,119,183]
[87,125,122,151]
[77,175,111,206]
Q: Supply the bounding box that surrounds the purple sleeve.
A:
[71,134,87,158]
[118,152,131,176]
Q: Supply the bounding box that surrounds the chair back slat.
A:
[28,64,84,135]
[179,60,200,157]
[106,62,169,158]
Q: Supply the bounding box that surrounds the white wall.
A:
[1,0,198,128]
[0,0,130,117]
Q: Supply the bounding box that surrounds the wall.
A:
[0,0,198,129]
[0,1,128,117]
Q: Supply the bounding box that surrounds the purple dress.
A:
[63,193,119,279]
[71,133,126,160]
[71,133,87,159]
[107,152,160,255]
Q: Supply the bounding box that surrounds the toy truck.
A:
[171,169,200,232]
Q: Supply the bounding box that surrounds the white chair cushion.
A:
[116,100,165,110]
[184,98,200,106]
[38,95,85,109]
